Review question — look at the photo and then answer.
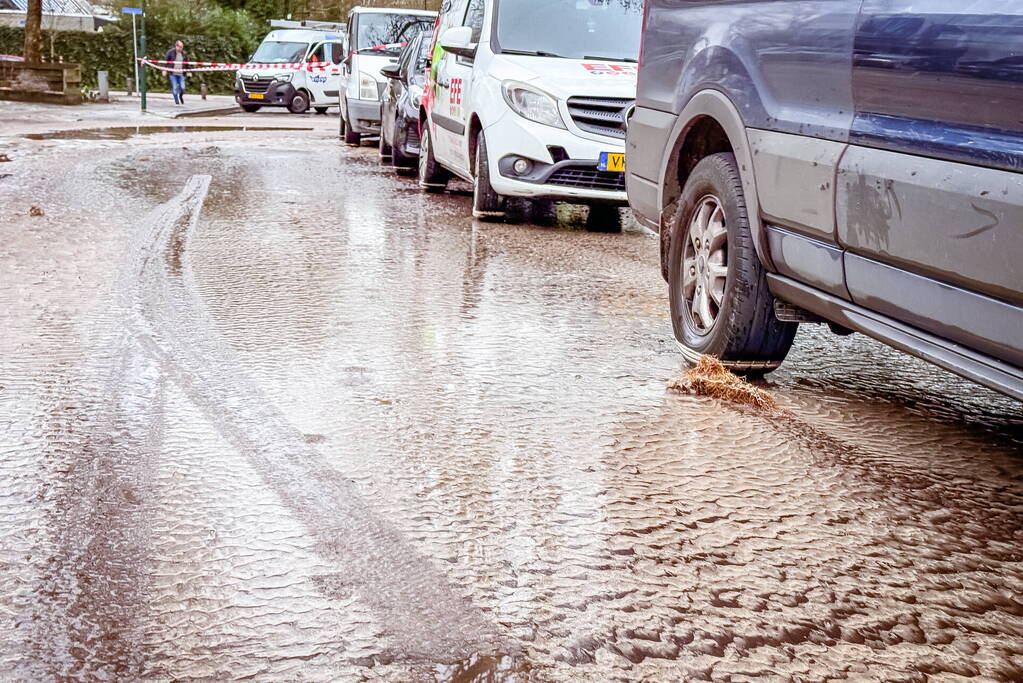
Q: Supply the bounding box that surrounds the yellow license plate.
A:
[249,93,264,100]
[599,152,625,172]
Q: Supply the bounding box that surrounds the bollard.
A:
[200,82,208,100]
[97,70,109,103]
[126,75,133,97]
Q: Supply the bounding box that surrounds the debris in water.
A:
[0,153,10,162]
[29,206,44,217]
[668,355,776,409]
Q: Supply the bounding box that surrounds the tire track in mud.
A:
[122,176,515,671]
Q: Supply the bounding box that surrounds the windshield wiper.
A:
[501,49,566,58]
[583,55,638,63]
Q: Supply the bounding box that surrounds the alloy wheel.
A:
[681,195,728,333]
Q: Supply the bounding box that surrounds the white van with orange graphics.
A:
[418,0,642,223]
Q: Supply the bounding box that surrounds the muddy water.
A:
[23,125,312,141]
[0,129,1021,681]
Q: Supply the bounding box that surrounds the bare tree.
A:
[24,0,43,62]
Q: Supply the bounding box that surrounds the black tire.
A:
[667,152,797,374]
[315,106,328,115]
[585,205,623,233]
[341,100,361,145]
[241,104,261,113]
[417,123,449,192]
[391,124,415,170]
[379,125,393,161]
[289,91,310,114]
[472,131,504,220]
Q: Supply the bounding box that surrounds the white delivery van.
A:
[419,0,642,224]
[339,6,437,145]
[235,20,346,115]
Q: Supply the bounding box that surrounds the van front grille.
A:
[566,96,634,139]
[241,76,274,94]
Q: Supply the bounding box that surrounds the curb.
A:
[143,105,241,119]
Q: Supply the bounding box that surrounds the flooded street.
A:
[2,118,1022,681]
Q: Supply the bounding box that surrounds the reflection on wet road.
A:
[1,127,1021,681]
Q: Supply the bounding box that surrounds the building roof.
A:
[0,0,97,16]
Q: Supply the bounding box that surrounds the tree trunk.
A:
[23,0,43,63]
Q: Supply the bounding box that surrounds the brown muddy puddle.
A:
[2,140,1021,682]
[24,125,312,141]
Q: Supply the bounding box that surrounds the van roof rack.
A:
[269,19,346,31]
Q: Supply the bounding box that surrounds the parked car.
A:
[627,1,1023,399]
[379,30,432,174]
[339,6,437,146]
[235,20,346,114]
[419,0,642,224]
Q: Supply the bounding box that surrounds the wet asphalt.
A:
[1,117,1022,682]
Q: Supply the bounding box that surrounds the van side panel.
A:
[841,1,1023,364]
[639,0,859,141]
[837,147,1023,306]
[852,1,1023,172]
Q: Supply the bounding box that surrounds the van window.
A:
[494,0,642,62]
[330,42,344,63]
[465,0,485,43]
[355,12,436,57]
[308,43,327,62]
[251,41,309,64]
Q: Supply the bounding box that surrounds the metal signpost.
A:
[139,4,147,112]
[121,8,142,97]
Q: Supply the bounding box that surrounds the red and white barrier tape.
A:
[348,41,407,57]
[140,58,339,73]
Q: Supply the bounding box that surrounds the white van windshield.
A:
[495,0,642,62]
[356,13,435,56]
[252,41,309,63]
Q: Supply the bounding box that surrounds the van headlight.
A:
[359,72,379,100]
[275,73,293,83]
[501,81,565,129]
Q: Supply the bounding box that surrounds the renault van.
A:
[235,20,346,114]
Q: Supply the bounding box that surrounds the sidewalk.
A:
[124,91,242,118]
[0,91,249,136]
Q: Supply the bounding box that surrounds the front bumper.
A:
[235,82,296,108]
[484,112,628,205]
[347,97,381,134]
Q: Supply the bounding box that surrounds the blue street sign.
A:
[121,7,142,14]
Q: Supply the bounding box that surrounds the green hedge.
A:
[0,23,259,94]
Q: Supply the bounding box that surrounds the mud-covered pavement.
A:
[2,117,1022,681]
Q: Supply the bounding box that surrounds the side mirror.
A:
[380,63,401,79]
[439,26,476,58]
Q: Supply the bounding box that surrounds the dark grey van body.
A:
[627,0,1023,399]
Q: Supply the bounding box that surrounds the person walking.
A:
[165,40,188,105]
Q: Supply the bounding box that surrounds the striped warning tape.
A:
[140,58,339,73]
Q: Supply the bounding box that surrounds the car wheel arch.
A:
[660,90,775,276]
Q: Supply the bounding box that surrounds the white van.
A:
[339,6,437,145]
[235,20,346,115]
[418,0,642,223]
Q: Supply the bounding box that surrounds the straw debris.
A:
[668,355,777,410]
